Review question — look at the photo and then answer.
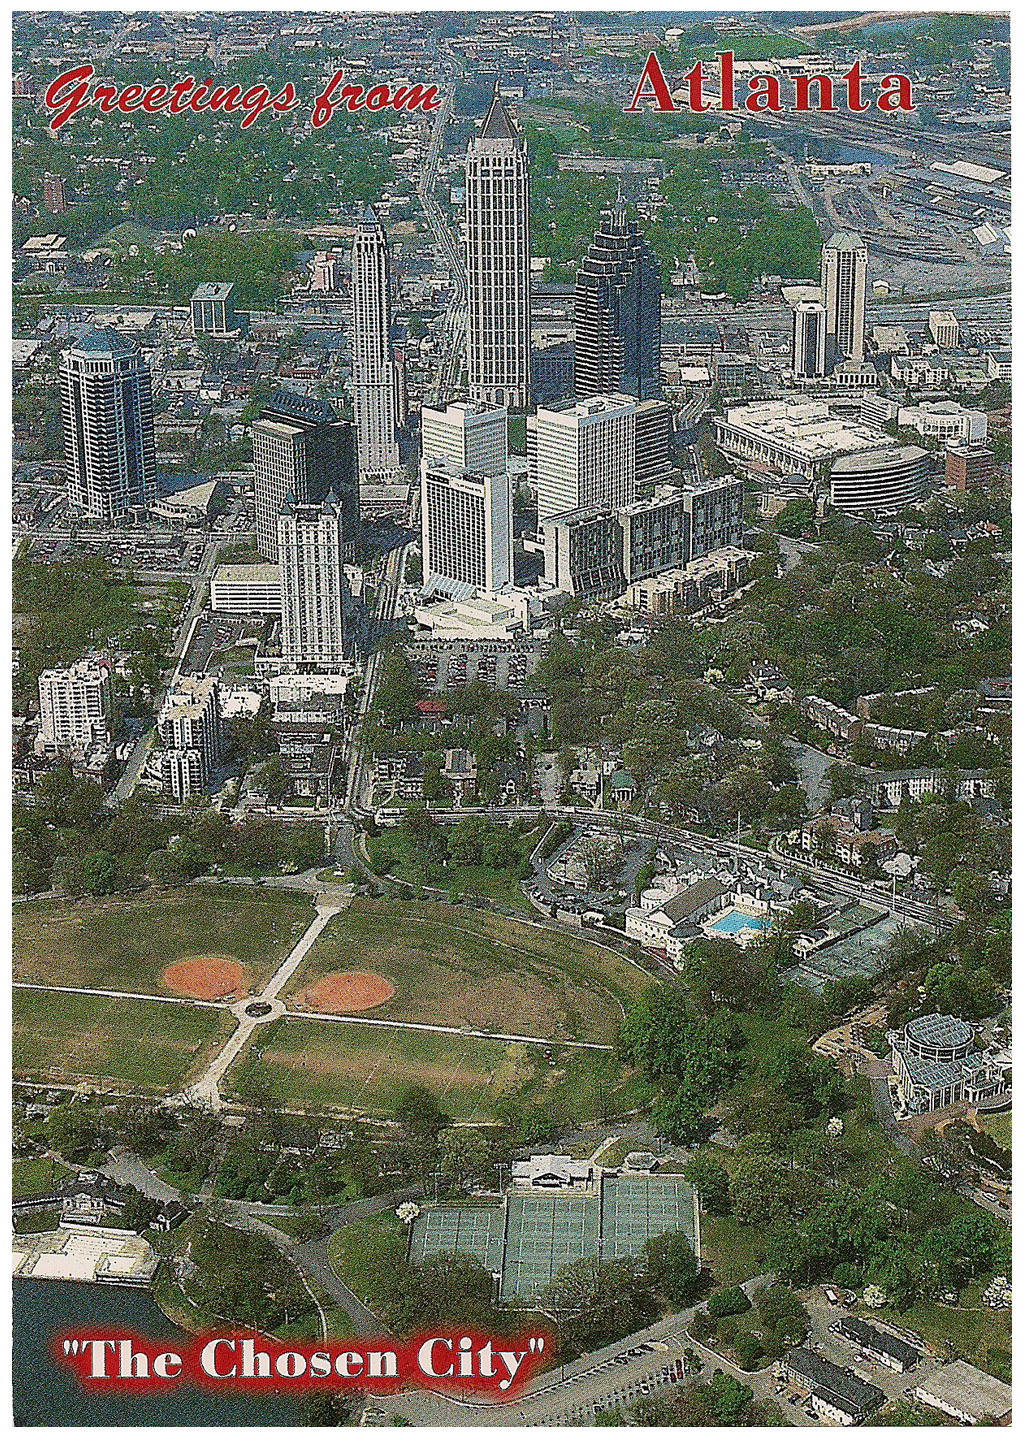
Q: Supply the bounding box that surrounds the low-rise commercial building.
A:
[945,443,996,491]
[713,399,887,484]
[210,563,283,614]
[625,877,729,954]
[914,1360,1012,1425]
[782,1348,884,1426]
[834,1316,921,1373]
[511,1155,594,1189]
[898,401,987,444]
[626,547,750,614]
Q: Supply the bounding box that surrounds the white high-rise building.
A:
[534,394,637,525]
[60,328,156,520]
[350,206,401,481]
[278,496,349,667]
[421,462,513,599]
[792,299,827,381]
[820,232,868,364]
[38,656,114,750]
[421,399,507,476]
[157,674,221,798]
[928,310,960,349]
[465,87,531,410]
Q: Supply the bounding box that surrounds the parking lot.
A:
[182,610,269,678]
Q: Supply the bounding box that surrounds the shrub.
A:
[707,1285,752,1318]
[734,1332,765,1371]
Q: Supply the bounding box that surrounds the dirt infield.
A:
[162,956,248,1002]
[294,970,395,1014]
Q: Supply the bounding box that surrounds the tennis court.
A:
[410,1202,506,1277]
[409,1173,696,1301]
[602,1173,696,1257]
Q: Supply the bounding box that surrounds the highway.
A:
[343,526,414,815]
[108,538,220,805]
[418,85,467,407]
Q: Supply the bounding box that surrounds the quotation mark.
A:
[528,1337,545,1354]
[63,1339,83,1356]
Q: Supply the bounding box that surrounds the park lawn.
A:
[364,831,532,910]
[12,1155,72,1197]
[12,888,314,994]
[229,1015,651,1124]
[13,988,232,1091]
[981,1111,1011,1150]
[880,1280,1011,1380]
[283,898,650,1044]
[327,1212,407,1314]
[699,1212,773,1288]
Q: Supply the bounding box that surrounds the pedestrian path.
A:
[179,894,347,1110]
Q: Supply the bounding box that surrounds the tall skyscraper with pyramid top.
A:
[465,85,531,410]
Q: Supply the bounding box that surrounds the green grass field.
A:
[699,1213,772,1288]
[13,888,314,994]
[364,830,532,910]
[327,1213,406,1314]
[12,1156,72,1197]
[13,988,232,1091]
[981,1111,1011,1150]
[284,898,650,1044]
[880,1280,1011,1380]
[229,1014,651,1124]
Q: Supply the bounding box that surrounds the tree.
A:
[52,849,117,897]
[259,757,290,805]
[678,937,767,1013]
[706,1286,752,1318]
[438,1128,496,1192]
[728,1154,797,1226]
[643,1230,700,1307]
[541,1257,655,1354]
[683,1152,732,1215]
[415,1251,503,1330]
[146,848,186,888]
[396,1084,449,1142]
[298,1392,362,1426]
[755,1282,810,1356]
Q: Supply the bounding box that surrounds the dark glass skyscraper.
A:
[252,390,359,562]
[574,200,662,402]
[60,328,156,520]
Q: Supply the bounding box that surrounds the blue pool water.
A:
[707,909,768,935]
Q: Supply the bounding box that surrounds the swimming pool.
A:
[706,908,768,935]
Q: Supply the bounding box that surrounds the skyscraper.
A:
[421,462,513,599]
[465,86,531,410]
[574,198,662,401]
[820,232,867,364]
[634,398,675,492]
[792,298,827,380]
[278,496,349,667]
[252,390,358,562]
[350,206,401,481]
[534,394,636,526]
[60,328,156,520]
[421,399,508,476]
